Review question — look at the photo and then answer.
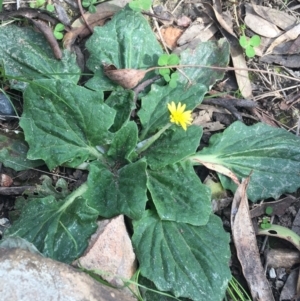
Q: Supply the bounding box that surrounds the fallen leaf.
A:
[250,196,297,218]
[204,1,252,98]
[265,23,300,54]
[63,3,121,50]
[231,176,275,301]
[265,248,300,269]
[160,26,183,49]
[194,159,240,185]
[260,54,300,68]
[103,64,147,89]
[245,4,282,38]
[250,2,296,30]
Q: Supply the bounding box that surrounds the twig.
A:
[77,0,93,34]
[150,7,169,53]
[31,19,62,59]
[202,98,256,121]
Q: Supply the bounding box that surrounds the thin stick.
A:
[77,0,93,34]
[145,64,300,84]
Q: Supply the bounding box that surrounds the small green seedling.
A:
[82,0,97,13]
[265,206,273,216]
[53,23,65,40]
[129,0,152,12]
[260,216,271,230]
[239,34,261,58]
[158,53,180,88]
[30,0,46,8]
[46,4,55,12]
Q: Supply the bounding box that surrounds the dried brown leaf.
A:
[245,4,282,38]
[231,177,275,301]
[250,2,296,30]
[195,159,240,185]
[103,64,147,89]
[204,3,252,98]
[63,3,120,50]
[160,26,183,49]
[265,23,300,55]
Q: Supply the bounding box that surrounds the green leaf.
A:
[55,23,65,32]
[168,79,177,88]
[105,90,136,132]
[5,186,99,263]
[107,121,138,163]
[138,276,189,301]
[245,46,255,58]
[84,160,148,219]
[0,133,43,171]
[158,54,169,66]
[82,0,90,7]
[129,0,152,11]
[85,7,163,91]
[20,79,115,170]
[167,54,180,65]
[178,38,229,87]
[89,5,97,13]
[132,211,231,301]
[54,31,64,40]
[143,125,202,169]
[159,68,170,76]
[46,4,55,12]
[138,83,207,138]
[170,73,179,80]
[195,121,300,202]
[239,35,248,48]
[138,39,229,138]
[147,161,211,225]
[250,35,261,47]
[0,25,80,90]
[163,74,170,82]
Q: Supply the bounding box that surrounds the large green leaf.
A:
[0,25,80,91]
[20,79,115,170]
[132,211,231,301]
[138,40,229,138]
[138,83,206,139]
[107,121,138,163]
[84,160,148,219]
[147,161,211,225]
[142,125,202,170]
[4,184,99,263]
[194,121,300,201]
[0,133,43,171]
[105,90,136,132]
[85,6,163,91]
[178,38,230,87]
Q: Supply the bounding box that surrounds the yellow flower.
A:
[167,101,193,131]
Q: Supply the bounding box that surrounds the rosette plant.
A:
[1,5,300,301]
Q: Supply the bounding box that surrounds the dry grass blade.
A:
[231,176,275,301]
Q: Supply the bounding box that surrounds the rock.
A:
[76,215,137,292]
[0,92,15,119]
[0,248,137,301]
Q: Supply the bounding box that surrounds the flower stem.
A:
[136,123,172,154]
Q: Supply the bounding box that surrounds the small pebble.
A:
[0,92,15,119]
[269,267,276,279]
